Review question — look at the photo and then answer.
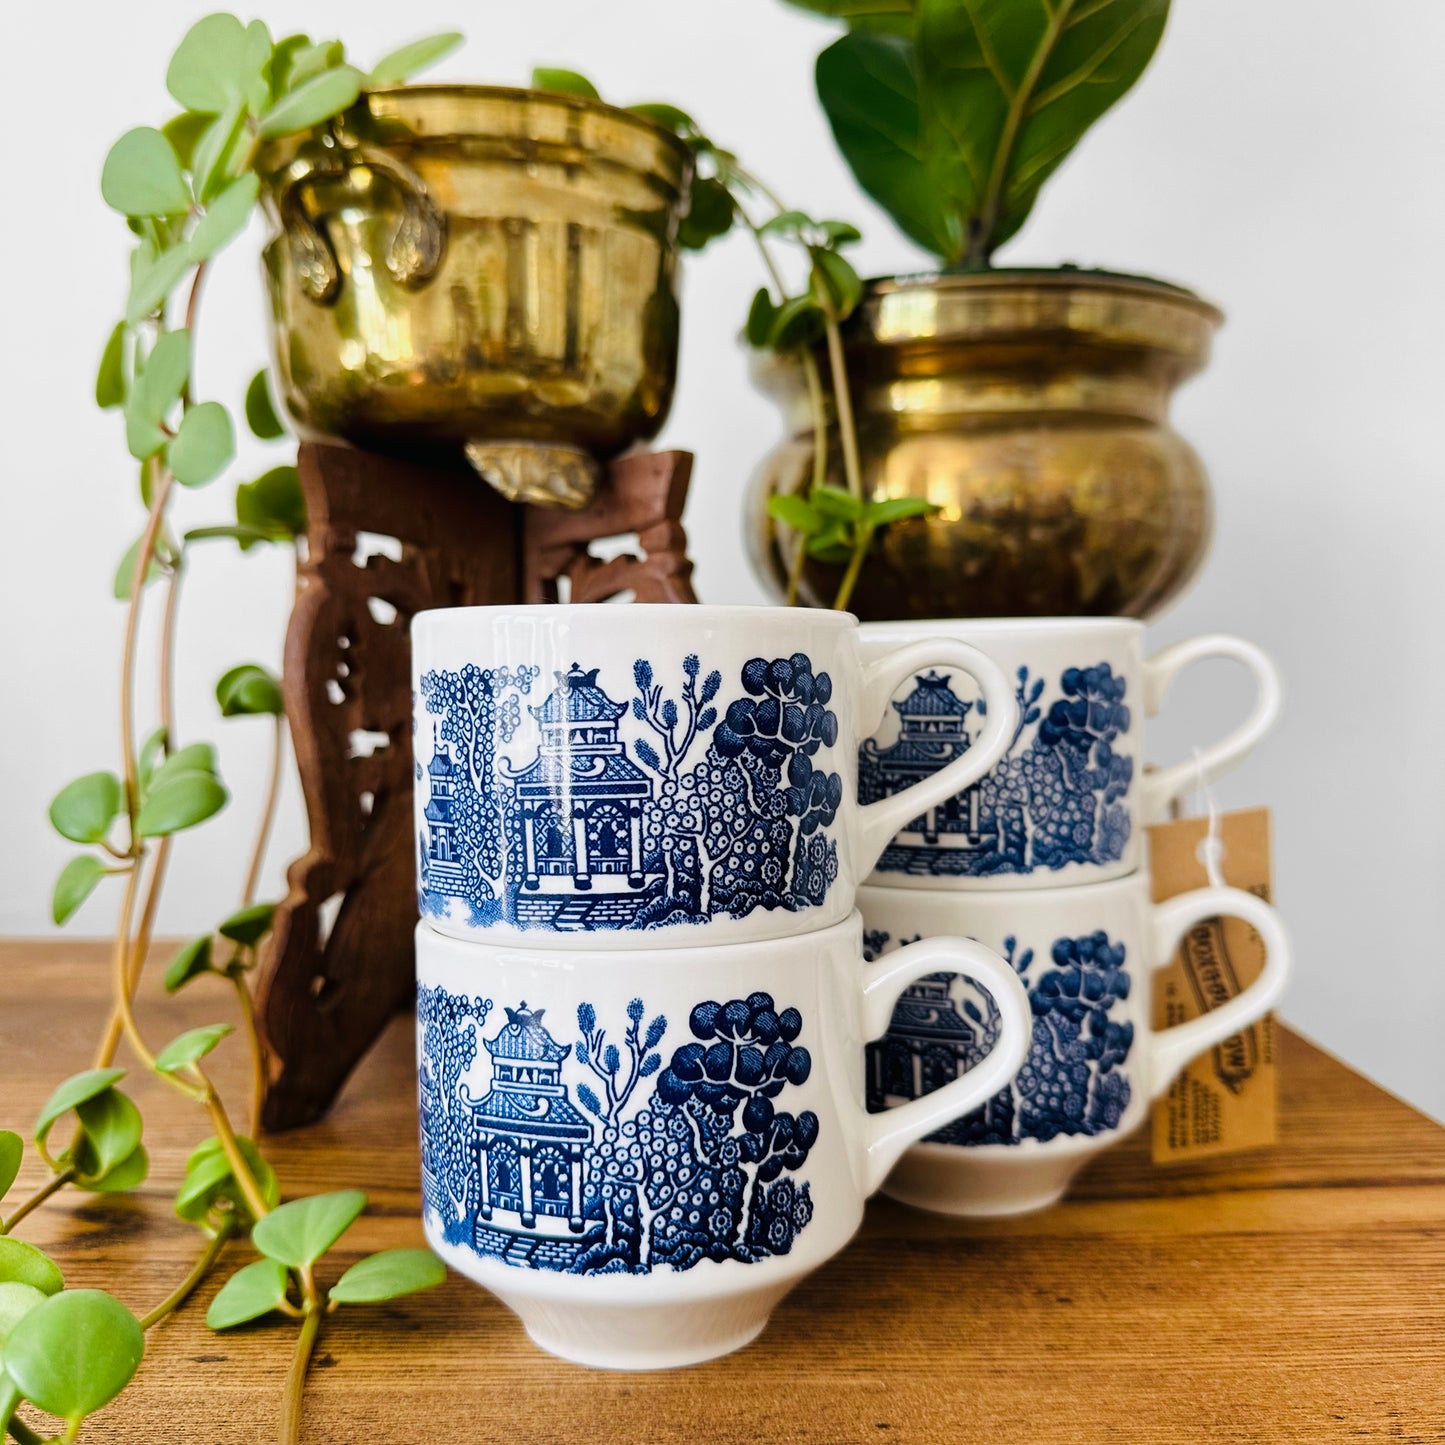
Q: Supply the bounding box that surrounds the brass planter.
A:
[258,86,693,507]
[747,270,1223,618]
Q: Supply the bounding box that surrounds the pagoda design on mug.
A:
[860,662,1136,880]
[417,652,844,932]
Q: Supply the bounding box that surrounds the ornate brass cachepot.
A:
[747,270,1224,618]
[257,87,693,507]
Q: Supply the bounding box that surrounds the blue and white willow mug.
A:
[416,913,1031,1368]
[858,876,1292,1216]
[858,618,1282,890]
[412,605,1017,949]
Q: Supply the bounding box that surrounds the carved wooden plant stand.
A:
[257,442,696,1130]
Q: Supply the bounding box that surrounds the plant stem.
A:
[242,713,285,909]
[197,1075,270,1221]
[820,310,863,503]
[800,351,829,497]
[233,970,266,1138]
[6,1418,44,1445]
[281,1304,324,1445]
[140,1216,237,1330]
[832,526,873,614]
[0,1168,77,1235]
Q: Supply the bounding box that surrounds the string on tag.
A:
[1192,745,1227,889]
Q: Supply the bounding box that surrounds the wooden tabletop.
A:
[4,941,1443,1443]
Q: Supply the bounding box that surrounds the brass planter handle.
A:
[278,142,447,306]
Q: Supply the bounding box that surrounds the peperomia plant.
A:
[3,16,461,1444]
[783,0,1171,269]
[536,68,934,610]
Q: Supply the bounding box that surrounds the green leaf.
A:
[257,64,364,139]
[162,111,211,170]
[0,1133,21,1203]
[52,857,107,926]
[266,34,313,97]
[125,243,193,327]
[164,935,215,993]
[101,127,191,218]
[0,1283,47,1346]
[811,246,864,318]
[96,323,127,410]
[205,1259,289,1330]
[330,1249,446,1304]
[216,663,284,718]
[112,535,165,600]
[155,1025,233,1074]
[125,329,191,456]
[769,295,826,351]
[2,1289,144,1419]
[678,176,736,251]
[806,524,854,564]
[177,1136,278,1225]
[781,0,916,21]
[745,288,778,349]
[252,1189,366,1268]
[137,728,168,788]
[82,1146,149,1195]
[134,772,228,838]
[820,218,864,245]
[628,102,696,134]
[183,524,274,548]
[864,495,937,525]
[218,901,276,946]
[816,30,960,262]
[167,401,235,487]
[150,741,218,786]
[531,67,600,100]
[0,1240,63,1297]
[368,32,464,86]
[810,484,865,520]
[71,1088,143,1184]
[188,173,259,260]
[35,1070,125,1150]
[916,0,1170,264]
[244,369,285,439]
[166,13,253,114]
[191,98,248,204]
[48,773,122,845]
[236,465,306,541]
[759,209,814,237]
[767,493,822,533]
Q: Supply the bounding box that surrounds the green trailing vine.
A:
[1,16,462,1443]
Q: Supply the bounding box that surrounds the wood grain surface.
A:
[3,941,1442,1444]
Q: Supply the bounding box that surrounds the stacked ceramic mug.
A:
[410,605,1051,1369]
[855,619,1291,1216]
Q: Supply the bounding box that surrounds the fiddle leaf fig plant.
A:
[792,0,1171,267]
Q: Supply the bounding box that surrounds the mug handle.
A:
[854,640,1019,871]
[860,936,1033,1195]
[1146,886,1292,1098]
[1139,636,1283,823]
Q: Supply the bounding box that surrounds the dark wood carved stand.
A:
[257,441,697,1130]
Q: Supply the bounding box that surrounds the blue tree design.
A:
[420,664,539,908]
[574,998,667,1122]
[1015,931,1133,1141]
[416,983,492,1241]
[656,992,820,1257]
[631,655,721,778]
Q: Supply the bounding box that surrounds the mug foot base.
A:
[882,1147,1087,1218]
[496,1283,790,1371]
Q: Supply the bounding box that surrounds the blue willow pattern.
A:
[859,663,1133,878]
[419,984,820,1274]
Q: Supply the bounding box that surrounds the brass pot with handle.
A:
[257,85,693,508]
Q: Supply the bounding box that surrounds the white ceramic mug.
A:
[412,604,1016,947]
[415,913,1031,1368]
[858,618,1282,890]
[858,874,1291,1216]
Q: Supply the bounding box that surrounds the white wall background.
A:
[2,1,1441,1118]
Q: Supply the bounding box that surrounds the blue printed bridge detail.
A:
[419,984,821,1274]
[860,663,1135,879]
[418,653,842,931]
[864,930,1135,1146]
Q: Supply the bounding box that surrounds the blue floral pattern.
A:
[859,663,1134,879]
[864,930,1134,1146]
[417,654,842,931]
[419,985,820,1274]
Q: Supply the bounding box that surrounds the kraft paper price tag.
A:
[1147,806,1277,1164]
